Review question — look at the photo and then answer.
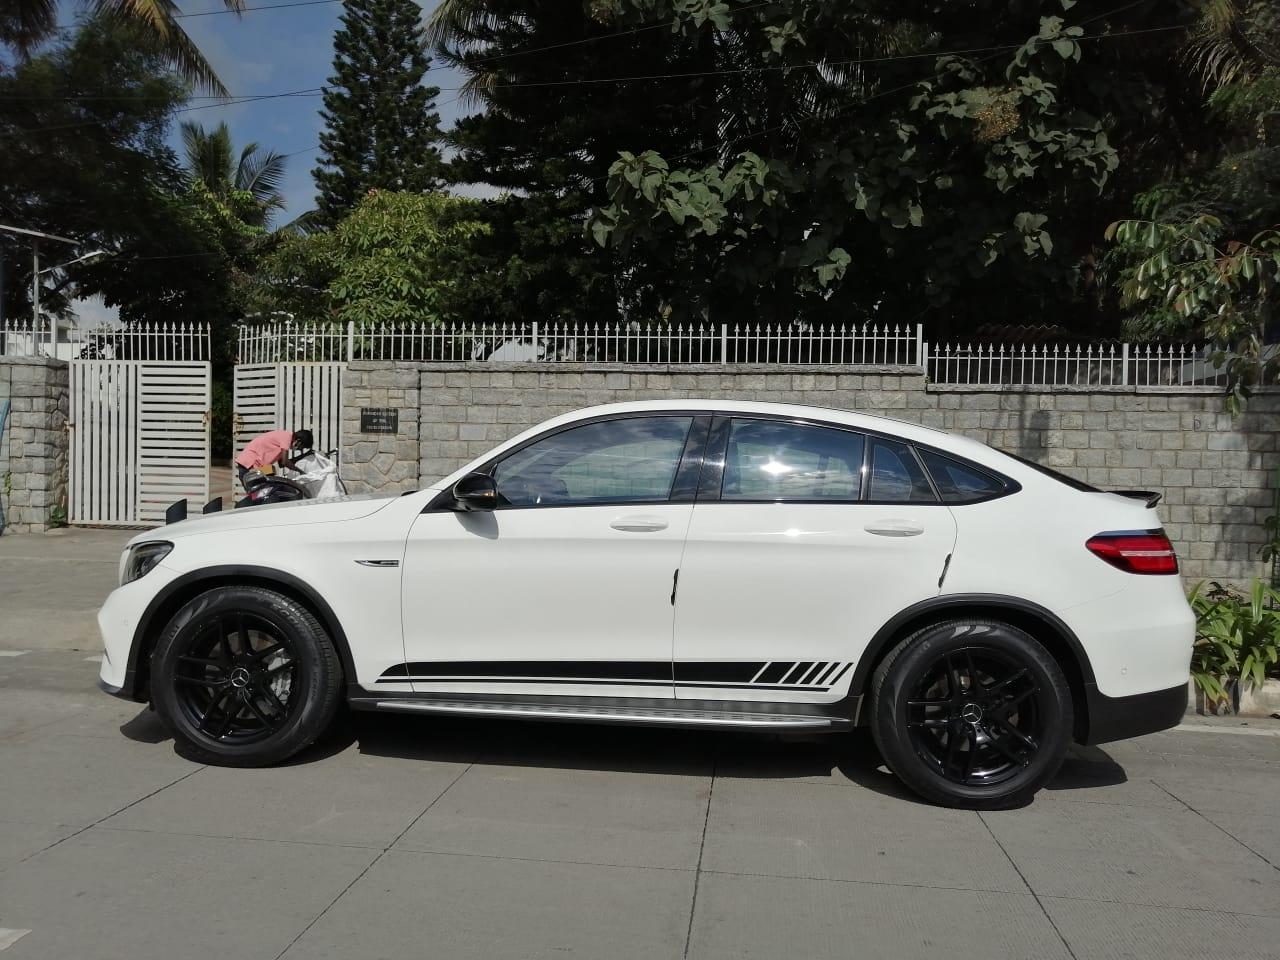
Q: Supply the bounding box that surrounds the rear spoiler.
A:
[165,497,223,524]
[1110,490,1162,508]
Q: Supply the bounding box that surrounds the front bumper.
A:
[96,563,183,702]
[1079,682,1187,745]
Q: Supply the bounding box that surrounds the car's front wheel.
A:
[151,585,342,766]
[869,619,1073,808]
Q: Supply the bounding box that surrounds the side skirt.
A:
[349,689,857,733]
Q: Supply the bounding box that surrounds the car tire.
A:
[151,585,343,767]
[869,618,1073,809]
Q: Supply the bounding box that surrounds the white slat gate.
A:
[70,360,211,525]
[233,362,344,497]
[279,362,344,455]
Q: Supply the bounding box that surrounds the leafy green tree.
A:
[0,17,190,324]
[248,191,493,326]
[180,122,287,228]
[427,0,711,325]
[1106,215,1279,409]
[586,0,1191,330]
[1,0,245,95]
[313,0,445,225]
[1104,1,1280,406]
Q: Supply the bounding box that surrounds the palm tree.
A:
[1,0,245,96]
[181,121,287,227]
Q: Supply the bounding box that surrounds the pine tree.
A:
[428,0,709,325]
[313,0,443,225]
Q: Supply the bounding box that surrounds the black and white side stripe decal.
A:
[376,660,852,691]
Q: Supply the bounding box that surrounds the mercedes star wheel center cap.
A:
[229,666,252,689]
[961,703,984,724]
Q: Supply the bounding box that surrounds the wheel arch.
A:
[120,566,356,702]
[849,594,1095,741]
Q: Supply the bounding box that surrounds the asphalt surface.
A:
[0,648,1277,960]
[0,528,129,651]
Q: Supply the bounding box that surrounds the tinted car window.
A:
[918,449,1008,503]
[722,419,863,501]
[493,416,693,506]
[867,438,936,502]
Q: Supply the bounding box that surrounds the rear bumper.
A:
[1080,682,1187,745]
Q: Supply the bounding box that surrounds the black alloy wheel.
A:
[904,645,1044,787]
[151,586,342,766]
[172,611,298,744]
[869,619,1073,809]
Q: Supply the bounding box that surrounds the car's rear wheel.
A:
[151,586,342,766]
[869,619,1072,808]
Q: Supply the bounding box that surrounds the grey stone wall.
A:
[338,362,420,493]
[0,356,69,533]
[339,361,1279,586]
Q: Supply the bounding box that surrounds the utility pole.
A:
[0,225,76,356]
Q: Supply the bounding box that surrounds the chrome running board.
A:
[355,697,851,730]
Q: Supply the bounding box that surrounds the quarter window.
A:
[722,419,864,501]
[493,416,693,507]
[918,449,1008,503]
[867,438,937,503]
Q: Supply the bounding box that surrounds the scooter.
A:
[237,449,347,508]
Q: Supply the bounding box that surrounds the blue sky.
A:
[172,0,472,218]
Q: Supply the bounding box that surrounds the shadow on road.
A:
[120,702,1128,803]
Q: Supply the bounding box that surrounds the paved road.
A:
[1,650,1277,959]
[0,529,131,651]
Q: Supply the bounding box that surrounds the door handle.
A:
[610,515,669,533]
[864,519,925,537]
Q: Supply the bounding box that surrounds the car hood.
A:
[127,493,399,545]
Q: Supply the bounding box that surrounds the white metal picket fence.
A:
[1,320,210,362]
[924,341,1226,388]
[238,321,925,366]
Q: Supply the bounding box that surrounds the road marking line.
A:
[83,655,103,663]
[0,929,31,951]
[0,651,30,657]
[1173,723,1280,738]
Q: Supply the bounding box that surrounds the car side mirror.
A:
[451,472,499,511]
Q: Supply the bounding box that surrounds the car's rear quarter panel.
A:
[943,476,1194,698]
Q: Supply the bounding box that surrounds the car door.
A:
[672,415,957,702]
[397,413,709,699]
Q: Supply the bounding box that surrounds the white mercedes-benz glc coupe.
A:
[98,400,1193,807]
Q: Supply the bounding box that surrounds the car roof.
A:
[540,399,952,444]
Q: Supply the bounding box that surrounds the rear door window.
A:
[721,418,864,501]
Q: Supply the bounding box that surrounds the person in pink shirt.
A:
[234,428,313,485]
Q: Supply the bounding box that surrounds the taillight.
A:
[1086,530,1179,575]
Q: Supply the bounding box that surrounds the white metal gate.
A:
[233,362,345,494]
[70,360,211,525]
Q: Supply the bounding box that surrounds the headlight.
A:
[122,541,173,585]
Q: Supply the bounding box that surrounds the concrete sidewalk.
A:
[1,650,1277,960]
[0,528,134,651]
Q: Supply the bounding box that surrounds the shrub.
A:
[1189,580,1280,702]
